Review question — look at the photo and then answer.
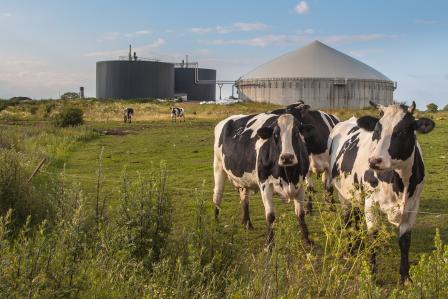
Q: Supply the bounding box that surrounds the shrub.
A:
[426,103,438,113]
[53,107,84,127]
[443,104,448,111]
[60,92,79,100]
[44,102,56,117]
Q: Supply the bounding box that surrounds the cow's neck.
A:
[395,152,415,199]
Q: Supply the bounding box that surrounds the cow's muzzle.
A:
[279,153,297,166]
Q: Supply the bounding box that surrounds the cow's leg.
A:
[239,188,254,230]
[399,229,412,284]
[365,196,378,275]
[305,172,315,192]
[294,187,312,245]
[369,230,378,275]
[322,167,333,194]
[343,206,362,253]
[304,172,314,215]
[260,183,275,246]
[213,156,225,220]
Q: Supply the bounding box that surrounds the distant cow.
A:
[170,107,185,122]
[213,113,314,245]
[123,108,134,123]
[271,101,339,193]
[329,101,435,283]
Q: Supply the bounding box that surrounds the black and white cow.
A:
[123,108,134,123]
[271,101,339,193]
[170,107,185,122]
[213,113,313,245]
[329,101,435,283]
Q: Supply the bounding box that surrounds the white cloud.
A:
[205,35,307,47]
[322,33,398,44]
[100,32,121,41]
[124,30,152,37]
[294,1,309,15]
[0,57,91,98]
[296,28,314,35]
[99,29,152,41]
[86,38,166,58]
[203,32,396,47]
[414,19,438,25]
[191,27,213,34]
[349,48,384,58]
[1,12,12,17]
[191,22,270,34]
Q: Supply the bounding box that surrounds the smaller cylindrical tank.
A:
[174,68,216,101]
[96,60,174,99]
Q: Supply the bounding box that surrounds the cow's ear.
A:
[414,118,435,134]
[299,123,314,138]
[357,116,379,131]
[408,101,416,114]
[257,127,273,139]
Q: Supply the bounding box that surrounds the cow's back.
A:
[214,113,276,188]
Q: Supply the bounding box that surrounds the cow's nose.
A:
[368,157,383,169]
[280,153,295,165]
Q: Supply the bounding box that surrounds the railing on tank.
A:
[118,56,161,62]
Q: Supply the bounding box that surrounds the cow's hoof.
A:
[245,221,254,230]
[214,207,220,220]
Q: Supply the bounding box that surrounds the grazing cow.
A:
[329,101,435,283]
[271,101,339,193]
[123,108,134,123]
[213,113,314,245]
[170,107,185,122]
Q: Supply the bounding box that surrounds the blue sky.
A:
[0,0,447,108]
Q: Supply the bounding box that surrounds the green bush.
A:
[53,107,84,127]
[443,104,448,111]
[426,103,438,113]
[60,92,79,100]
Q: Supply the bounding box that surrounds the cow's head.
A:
[357,101,435,170]
[257,114,313,166]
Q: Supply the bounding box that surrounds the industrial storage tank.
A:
[174,68,216,101]
[237,40,395,109]
[96,60,174,99]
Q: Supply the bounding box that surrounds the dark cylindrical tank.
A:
[96,60,174,99]
[174,68,216,101]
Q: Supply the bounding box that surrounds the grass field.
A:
[68,114,448,273]
[1,99,447,297]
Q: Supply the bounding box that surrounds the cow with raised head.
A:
[170,107,185,122]
[213,113,314,245]
[123,108,134,123]
[271,101,339,193]
[329,101,435,283]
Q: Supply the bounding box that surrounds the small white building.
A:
[237,40,395,109]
